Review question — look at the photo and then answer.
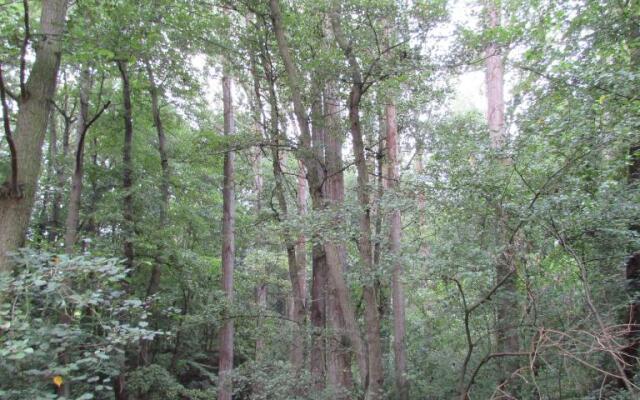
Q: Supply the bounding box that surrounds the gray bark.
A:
[116,60,134,271]
[217,67,236,400]
[63,66,92,253]
[0,0,69,269]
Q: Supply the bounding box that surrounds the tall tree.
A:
[484,0,520,386]
[385,91,408,399]
[268,0,368,387]
[0,0,69,269]
[63,67,109,253]
[330,6,385,398]
[324,81,354,393]
[62,67,90,253]
[144,59,171,297]
[50,85,74,243]
[217,63,236,400]
[116,60,135,272]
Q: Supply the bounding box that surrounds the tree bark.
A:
[259,51,308,372]
[0,0,69,269]
[116,60,135,272]
[324,83,354,394]
[248,38,268,368]
[269,0,368,388]
[385,96,409,400]
[293,159,308,369]
[217,67,236,400]
[63,66,92,254]
[484,0,520,385]
[144,60,170,298]
[620,16,640,388]
[330,8,384,398]
[51,99,72,243]
[45,110,57,240]
[112,59,135,400]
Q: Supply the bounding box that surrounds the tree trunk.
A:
[144,60,170,298]
[63,66,92,254]
[330,9,384,398]
[293,159,308,369]
[217,67,236,400]
[116,60,135,272]
[620,18,640,388]
[268,0,368,388]
[415,139,430,256]
[0,0,69,269]
[248,33,268,373]
[309,81,330,389]
[260,55,308,372]
[324,84,354,394]
[310,241,328,388]
[385,97,409,400]
[113,59,135,400]
[45,110,57,241]
[484,0,520,385]
[350,86,384,400]
[51,103,72,243]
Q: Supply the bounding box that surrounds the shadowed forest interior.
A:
[1,0,640,399]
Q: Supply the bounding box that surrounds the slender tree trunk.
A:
[259,55,308,372]
[293,159,308,369]
[415,139,430,256]
[330,9,384,398]
[134,60,171,367]
[46,111,58,241]
[51,106,72,243]
[64,66,91,254]
[270,122,306,372]
[486,15,506,150]
[385,96,409,400]
[374,109,389,324]
[308,84,330,389]
[116,60,135,272]
[324,84,354,394]
[248,36,268,371]
[350,86,384,400]
[0,0,69,269]
[373,108,386,272]
[217,67,236,400]
[84,138,99,236]
[144,60,170,298]
[484,0,520,386]
[113,59,135,400]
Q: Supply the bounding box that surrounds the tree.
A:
[483,0,520,387]
[330,6,385,397]
[0,0,69,269]
[63,67,109,253]
[116,60,135,272]
[218,60,236,400]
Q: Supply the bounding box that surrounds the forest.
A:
[1,0,639,399]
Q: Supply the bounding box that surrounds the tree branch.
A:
[0,63,19,197]
[19,0,30,98]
